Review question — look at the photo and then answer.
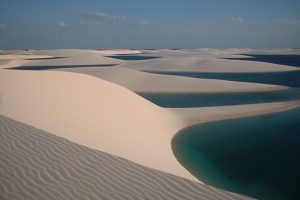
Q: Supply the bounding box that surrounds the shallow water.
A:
[172,108,300,200]
[140,88,300,108]
[145,70,300,87]
[106,54,160,60]
[226,54,300,67]
[25,57,66,60]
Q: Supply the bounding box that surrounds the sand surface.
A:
[57,66,287,93]
[0,114,252,200]
[1,67,299,183]
[120,56,299,73]
[1,48,300,199]
[171,101,300,127]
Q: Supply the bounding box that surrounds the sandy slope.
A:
[1,49,300,199]
[1,49,289,93]
[1,68,299,183]
[57,66,288,93]
[171,101,300,127]
[120,56,299,73]
[0,69,195,181]
[0,114,252,200]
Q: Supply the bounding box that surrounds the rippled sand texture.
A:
[0,115,251,200]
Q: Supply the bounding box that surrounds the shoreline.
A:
[171,100,300,130]
[142,68,300,74]
[1,48,300,199]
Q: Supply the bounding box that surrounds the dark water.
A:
[140,88,300,108]
[106,54,160,60]
[25,57,66,60]
[8,64,116,70]
[172,108,300,200]
[144,70,300,87]
[226,54,300,67]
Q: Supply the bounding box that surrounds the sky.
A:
[1,0,300,49]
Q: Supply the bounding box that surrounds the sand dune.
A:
[57,66,288,93]
[1,49,299,199]
[0,115,252,200]
[0,69,196,182]
[91,49,142,55]
[2,49,288,93]
[0,54,52,60]
[1,68,299,183]
[141,48,300,58]
[16,50,122,68]
[171,101,300,127]
[120,56,299,73]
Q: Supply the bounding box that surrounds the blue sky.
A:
[1,0,300,49]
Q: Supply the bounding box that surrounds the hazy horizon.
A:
[1,0,300,49]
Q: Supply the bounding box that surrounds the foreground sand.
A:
[0,115,252,200]
[1,49,300,199]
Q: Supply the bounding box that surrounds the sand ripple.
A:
[0,115,251,200]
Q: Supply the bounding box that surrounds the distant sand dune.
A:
[120,56,299,73]
[0,115,252,200]
[56,66,288,93]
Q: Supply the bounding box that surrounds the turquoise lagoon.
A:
[172,108,300,200]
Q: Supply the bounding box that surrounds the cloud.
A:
[274,18,300,26]
[139,21,149,26]
[231,16,243,22]
[79,12,128,23]
[0,23,5,31]
[58,21,67,27]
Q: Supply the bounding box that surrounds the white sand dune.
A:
[1,68,299,183]
[0,69,194,181]
[0,54,53,60]
[171,101,300,127]
[120,56,299,73]
[0,115,252,200]
[0,50,122,70]
[1,49,300,199]
[2,49,288,93]
[141,48,300,58]
[19,50,122,67]
[57,66,288,93]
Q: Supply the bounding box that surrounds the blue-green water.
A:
[226,54,300,67]
[172,108,300,200]
[144,70,300,87]
[143,54,300,87]
[165,55,300,199]
[106,54,160,60]
[25,56,66,60]
[140,88,300,108]
[140,55,300,108]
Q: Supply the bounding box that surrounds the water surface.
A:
[106,54,160,60]
[172,108,300,200]
[226,54,300,67]
[145,71,300,87]
[140,88,300,108]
